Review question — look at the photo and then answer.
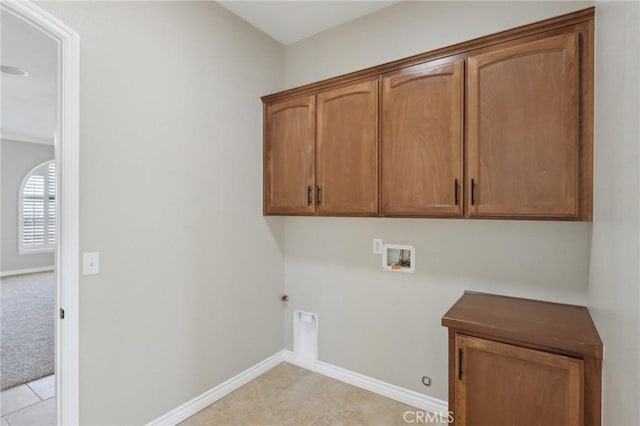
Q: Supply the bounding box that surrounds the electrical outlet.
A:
[373,238,383,254]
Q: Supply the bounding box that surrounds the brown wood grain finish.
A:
[261,8,595,104]
[262,8,594,220]
[443,292,602,426]
[442,291,603,358]
[467,33,579,218]
[577,20,594,221]
[316,78,379,215]
[381,60,464,216]
[583,357,602,426]
[264,95,315,214]
[455,335,583,426]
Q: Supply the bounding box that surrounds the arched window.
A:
[19,160,56,253]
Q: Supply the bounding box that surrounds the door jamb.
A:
[1,2,80,424]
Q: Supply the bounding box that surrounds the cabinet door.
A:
[264,95,315,215]
[455,335,583,426]
[467,33,579,218]
[382,60,463,216]
[316,78,378,215]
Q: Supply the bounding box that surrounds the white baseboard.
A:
[148,350,448,426]
[0,266,55,277]
[282,350,448,416]
[146,351,287,426]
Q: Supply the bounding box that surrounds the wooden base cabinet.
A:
[443,292,602,426]
[455,335,584,426]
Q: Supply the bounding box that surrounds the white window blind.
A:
[19,160,56,253]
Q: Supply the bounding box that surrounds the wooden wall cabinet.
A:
[264,79,379,216]
[443,292,603,426]
[264,95,315,215]
[382,60,464,217]
[467,33,582,218]
[316,78,379,216]
[262,8,594,220]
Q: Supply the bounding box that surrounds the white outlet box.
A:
[373,238,383,254]
[382,244,415,273]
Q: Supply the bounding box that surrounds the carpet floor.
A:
[1,272,55,390]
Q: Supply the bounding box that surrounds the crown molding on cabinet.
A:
[261,7,594,104]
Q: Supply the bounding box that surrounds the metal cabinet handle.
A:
[454,179,459,205]
[307,186,312,206]
[471,179,476,206]
[316,186,322,205]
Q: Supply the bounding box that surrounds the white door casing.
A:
[1,1,80,424]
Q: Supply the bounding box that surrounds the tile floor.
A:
[0,375,55,426]
[0,365,443,425]
[182,363,445,425]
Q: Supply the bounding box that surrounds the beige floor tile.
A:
[26,376,55,401]
[3,398,55,426]
[0,385,40,416]
[182,363,443,426]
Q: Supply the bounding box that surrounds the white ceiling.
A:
[218,1,399,45]
[1,10,58,145]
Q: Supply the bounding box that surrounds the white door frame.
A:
[1,1,80,424]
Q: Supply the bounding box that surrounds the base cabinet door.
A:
[455,335,583,426]
[316,78,379,215]
[467,33,580,218]
[382,60,463,216]
[264,95,315,214]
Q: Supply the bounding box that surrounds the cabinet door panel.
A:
[467,33,579,217]
[382,60,463,216]
[264,95,315,214]
[455,335,583,426]
[316,78,378,215]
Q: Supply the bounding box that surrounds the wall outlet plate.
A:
[373,238,383,254]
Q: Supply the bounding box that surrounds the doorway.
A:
[0,2,79,424]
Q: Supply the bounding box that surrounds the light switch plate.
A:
[83,252,100,275]
[373,238,383,254]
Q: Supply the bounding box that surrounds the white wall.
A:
[27,1,639,424]
[1,139,55,272]
[284,1,594,88]
[589,2,640,425]
[282,0,594,406]
[285,218,590,400]
[37,2,284,424]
